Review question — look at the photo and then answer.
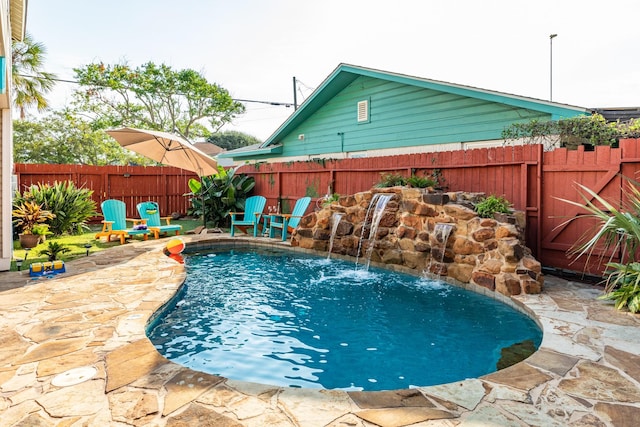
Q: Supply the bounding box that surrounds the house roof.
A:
[220,63,590,159]
[267,64,588,145]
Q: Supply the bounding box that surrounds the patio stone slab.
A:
[165,403,243,426]
[524,348,579,376]
[558,361,640,402]
[163,369,225,416]
[104,339,168,392]
[356,407,455,426]
[17,337,91,364]
[594,402,640,427]
[421,379,487,411]
[349,388,434,409]
[482,362,552,392]
[108,388,159,425]
[36,379,107,417]
[604,345,640,383]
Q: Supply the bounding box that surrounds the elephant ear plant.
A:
[557,180,640,312]
[186,165,255,228]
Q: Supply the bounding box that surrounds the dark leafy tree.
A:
[73,62,245,139]
[13,109,153,165]
[207,130,261,150]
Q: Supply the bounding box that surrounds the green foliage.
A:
[557,180,640,312]
[406,175,436,188]
[206,130,261,150]
[599,262,640,313]
[15,181,97,235]
[322,193,340,207]
[13,109,151,165]
[375,172,407,188]
[73,62,245,138]
[38,241,71,261]
[11,200,55,234]
[31,223,52,238]
[475,195,512,218]
[12,33,56,119]
[186,165,255,227]
[502,114,640,151]
[376,172,439,189]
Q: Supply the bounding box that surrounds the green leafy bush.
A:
[187,165,255,227]
[502,114,640,151]
[14,181,97,235]
[322,193,340,207]
[375,172,406,188]
[475,195,511,218]
[406,175,436,188]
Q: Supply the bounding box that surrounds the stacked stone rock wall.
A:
[291,187,543,295]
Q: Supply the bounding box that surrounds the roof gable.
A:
[261,63,589,148]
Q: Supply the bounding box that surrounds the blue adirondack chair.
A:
[137,201,182,239]
[95,199,150,244]
[229,196,266,237]
[269,197,311,241]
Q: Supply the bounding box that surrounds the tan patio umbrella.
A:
[106,127,219,226]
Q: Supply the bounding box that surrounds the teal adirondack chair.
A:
[269,197,311,241]
[136,201,182,239]
[229,196,266,237]
[95,199,150,244]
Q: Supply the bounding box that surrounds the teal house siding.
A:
[220,64,589,162]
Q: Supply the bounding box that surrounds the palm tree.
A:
[11,33,57,119]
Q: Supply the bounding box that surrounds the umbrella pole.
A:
[201,178,206,228]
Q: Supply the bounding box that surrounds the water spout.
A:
[425,223,455,278]
[327,213,344,260]
[356,193,393,271]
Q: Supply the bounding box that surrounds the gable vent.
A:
[357,100,369,123]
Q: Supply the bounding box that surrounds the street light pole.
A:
[549,34,558,101]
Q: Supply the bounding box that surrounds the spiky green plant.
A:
[15,181,97,235]
[556,180,640,311]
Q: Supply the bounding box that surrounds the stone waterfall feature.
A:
[291,187,544,296]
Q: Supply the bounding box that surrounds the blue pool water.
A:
[147,247,542,391]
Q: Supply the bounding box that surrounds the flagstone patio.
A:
[1,234,640,426]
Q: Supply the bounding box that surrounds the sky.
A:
[26,0,640,141]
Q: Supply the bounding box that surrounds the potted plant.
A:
[32,223,52,244]
[12,201,55,249]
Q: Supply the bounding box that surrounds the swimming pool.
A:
[147,246,542,391]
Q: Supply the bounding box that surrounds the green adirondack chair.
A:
[95,199,150,244]
[136,201,182,239]
[229,196,266,237]
[269,196,311,241]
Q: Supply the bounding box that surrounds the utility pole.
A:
[293,76,298,110]
[549,34,557,101]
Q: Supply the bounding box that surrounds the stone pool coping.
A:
[1,233,640,426]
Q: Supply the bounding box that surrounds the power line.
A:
[15,73,295,107]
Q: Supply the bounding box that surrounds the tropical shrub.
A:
[186,165,255,227]
[475,195,511,218]
[12,200,55,234]
[406,175,436,188]
[14,181,97,235]
[375,172,406,188]
[502,114,640,151]
[557,180,640,312]
[38,241,71,261]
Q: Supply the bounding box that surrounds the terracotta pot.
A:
[19,233,40,249]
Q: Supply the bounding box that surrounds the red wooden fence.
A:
[14,138,640,274]
[13,164,198,219]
